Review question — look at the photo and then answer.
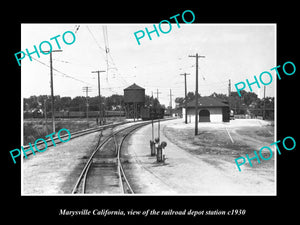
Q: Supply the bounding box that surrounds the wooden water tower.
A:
[123,83,145,120]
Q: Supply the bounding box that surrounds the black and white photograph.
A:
[21,23,276,195]
[4,5,298,224]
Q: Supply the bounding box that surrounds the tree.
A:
[210,92,228,101]
[175,97,184,108]
[230,91,248,114]
[106,94,124,110]
[186,92,201,102]
[175,97,184,104]
[60,97,72,110]
[160,104,166,109]
[243,92,258,106]
[88,96,100,111]
[145,95,161,108]
[27,95,39,110]
[53,95,61,111]
[70,96,86,111]
[145,95,153,107]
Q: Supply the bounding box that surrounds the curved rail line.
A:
[22,121,129,157]
[116,125,143,194]
[71,129,117,194]
[72,119,173,194]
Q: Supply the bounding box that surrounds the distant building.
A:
[123,83,145,119]
[182,97,230,122]
[123,83,145,103]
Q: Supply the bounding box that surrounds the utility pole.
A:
[151,91,154,142]
[156,89,162,101]
[44,99,48,133]
[46,50,62,134]
[228,79,231,98]
[92,70,105,125]
[189,53,205,136]
[82,86,92,127]
[168,89,174,117]
[180,73,190,124]
[228,79,231,109]
[263,85,266,120]
[155,89,162,142]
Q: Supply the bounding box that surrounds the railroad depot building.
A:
[182,97,230,123]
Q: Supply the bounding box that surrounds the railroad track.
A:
[71,120,163,194]
[22,121,129,157]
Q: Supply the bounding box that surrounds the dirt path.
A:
[22,131,102,195]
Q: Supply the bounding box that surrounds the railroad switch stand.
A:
[150,140,156,156]
[157,141,167,163]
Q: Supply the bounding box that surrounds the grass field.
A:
[23,117,126,145]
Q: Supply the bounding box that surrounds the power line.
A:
[86,26,106,52]
[103,25,110,81]
[24,53,94,86]
[80,27,124,89]
[99,25,129,90]
[52,59,71,64]
[52,68,93,85]
[100,26,129,86]
[103,26,110,53]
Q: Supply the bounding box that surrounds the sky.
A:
[21,23,276,107]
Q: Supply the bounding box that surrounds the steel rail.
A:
[116,124,147,194]
[74,123,148,194]
[71,118,176,194]
[22,121,129,157]
[71,123,142,194]
[114,135,125,193]
[82,160,93,194]
[116,118,177,193]
[71,132,114,194]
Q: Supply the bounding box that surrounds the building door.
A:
[199,109,210,122]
